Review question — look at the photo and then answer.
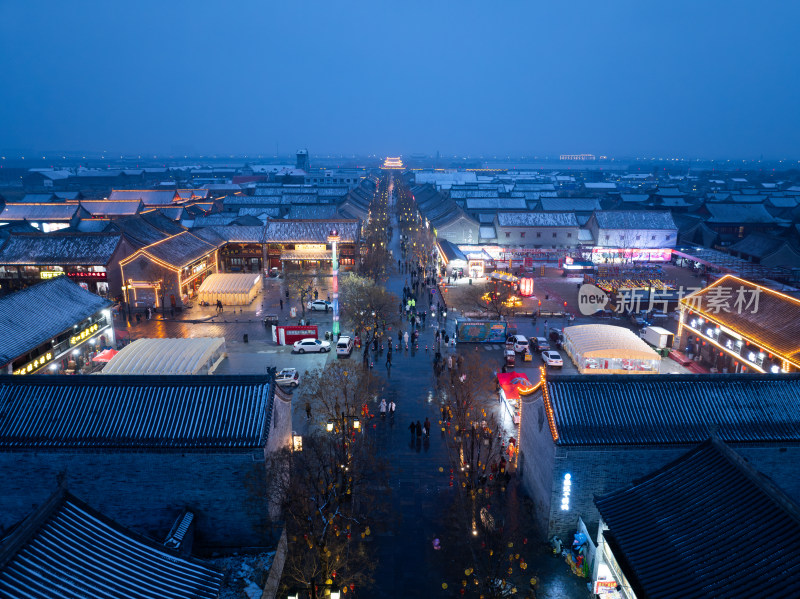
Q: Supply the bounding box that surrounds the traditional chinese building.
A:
[678,274,800,373]
[265,219,359,272]
[0,276,113,375]
[0,374,291,551]
[518,371,800,542]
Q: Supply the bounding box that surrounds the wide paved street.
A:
[115,177,591,598]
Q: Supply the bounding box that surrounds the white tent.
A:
[562,324,659,374]
[197,273,261,306]
[101,337,227,375]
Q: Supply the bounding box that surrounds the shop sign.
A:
[191,262,207,274]
[296,244,327,253]
[13,352,54,375]
[70,323,100,346]
[593,580,618,594]
[40,271,65,279]
[67,271,107,281]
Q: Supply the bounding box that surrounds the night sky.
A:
[1,0,798,158]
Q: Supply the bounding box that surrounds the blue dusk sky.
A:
[1,0,798,159]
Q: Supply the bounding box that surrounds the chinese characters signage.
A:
[69,323,100,346]
[13,352,54,375]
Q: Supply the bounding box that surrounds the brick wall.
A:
[519,392,800,541]
[0,449,272,553]
[545,444,800,541]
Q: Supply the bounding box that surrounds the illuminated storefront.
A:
[1,276,114,375]
[264,220,360,272]
[678,275,800,373]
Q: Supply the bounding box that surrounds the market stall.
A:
[196,273,261,306]
[562,324,660,374]
[497,372,540,424]
[100,337,227,375]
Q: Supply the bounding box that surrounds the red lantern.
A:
[519,278,534,297]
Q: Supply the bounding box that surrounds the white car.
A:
[275,367,299,387]
[541,350,563,367]
[506,335,529,353]
[293,338,331,353]
[310,300,331,311]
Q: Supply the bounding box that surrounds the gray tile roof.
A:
[0,233,122,266]
[541,374,800,446]
[595,438,800,598]
[0,374,274,449]
[705,203,776,224]
[286,205,339,219]
[593,210,677,230]
[266,219,359,243]
[0,277,111,365]
[618,194,650,203]
[497,212,578,227]
[0,491,223,598]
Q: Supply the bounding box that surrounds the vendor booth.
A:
[196,273,261,306]
[101,337,227,375]
[497,371,539,425]
[562,324,660,374]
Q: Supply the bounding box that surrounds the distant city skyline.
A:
[1,1,799,160]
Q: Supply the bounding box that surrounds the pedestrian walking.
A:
[403,331,409,346]
[305,402,312,420]
[398,330,403,343]
[280,298,283,310]
[447,355,453,370]
[389,400,396,417]
[380,399,387,418]
[386,352,392,368]
[314,288,318,300]
[409,421,416,438]
[423,417,431,437]
[441,406,447,423]
[415,421,423,438]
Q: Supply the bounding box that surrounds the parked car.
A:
[541,351,563,367]
[548,328,563,344]
[506,335,529,353]
[336,335,354,356]
[275,367,299,387]
[310,300,331,312]
[592,309,614,319]
[532,337,550,352]
[293,338,331,353]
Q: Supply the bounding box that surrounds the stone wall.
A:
[545,444,800,541]
[0,448,272,553]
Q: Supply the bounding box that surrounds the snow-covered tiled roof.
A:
[266,219,359,243]
[0,203,81,221]
[540,198,602,212]
[0,276,111,365]
[207,225,265,243]
[479,225,497,240]
[705,203,775,224]
[593,211,677,230]
[497,212,578,227]
[79,200,143,217]
[465,198,527,211]
[109,190,179,205]
[142,232,217,266]
[0,233,122,266]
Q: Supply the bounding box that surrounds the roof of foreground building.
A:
[0,374,274,449]
[595,438,800,598]
[533,373,800,446]
[0,490,223,599]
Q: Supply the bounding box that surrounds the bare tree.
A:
[435,353,536,598]
[268,365,391,596]
[339,273,400,348]
[457,279,521,320]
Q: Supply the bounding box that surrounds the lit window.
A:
[520,232,525,238]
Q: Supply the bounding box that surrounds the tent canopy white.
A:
[101,337,227,375]
[562,324,659,373]
[197,273,261,306]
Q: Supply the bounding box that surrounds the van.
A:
[336,336,354,357]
